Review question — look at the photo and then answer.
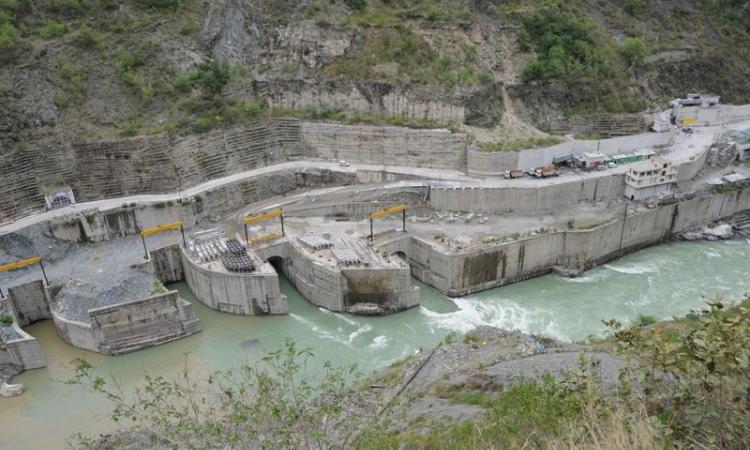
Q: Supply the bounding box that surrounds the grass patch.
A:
[478,136,564,152]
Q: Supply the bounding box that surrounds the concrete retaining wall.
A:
[407,188,750,296]
[52,290,201,355]
[89,291,201,355]
[430,174,625,214]
[301,123,468,171]
[150,244,185,284]
[52,313,98,353]
[341,266,419,310]
[279,240,346,311]
[181,247,287,315]
[0,118,467,224]
[467,132,675,175]
[253,239,418,313]
[0,331,46,370]
[6,281,51,327]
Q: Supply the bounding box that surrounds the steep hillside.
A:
[1,0,749,148]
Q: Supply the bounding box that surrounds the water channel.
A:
[2,239,749,449]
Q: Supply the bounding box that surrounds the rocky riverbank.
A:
[679,214,750,241]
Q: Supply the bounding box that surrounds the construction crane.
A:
[368,203,407,242]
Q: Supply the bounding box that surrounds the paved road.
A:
[3,118,739,237]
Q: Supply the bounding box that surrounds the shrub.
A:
[240,100,266,118]
[47,0,84,16]
[41,20,68,38]
[344,0,365,12]
[624,0,643,15]
[68,340,362,449]
[119,120,140,137]
[607,299,750,448]
[138,0,180,9]
[0,22,21,63]
[635,313,657,327]
[100,0,119,10]
[151,281,166,294]
[74,26,103,49]
[621,37,647,66]
[53,91,67,109]
[179,18,199,36]
[0,314,13,325]
[115,49,144,86]
[191,59,230,95]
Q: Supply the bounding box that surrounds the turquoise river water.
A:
[1,239,749,449]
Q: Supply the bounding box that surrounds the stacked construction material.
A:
[189,229,228,262]
[298,234,332,250]
[331,247,362,266]
[221,239,254,273]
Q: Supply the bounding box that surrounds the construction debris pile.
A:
[53,268,155,322]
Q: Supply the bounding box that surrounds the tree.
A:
[621,38,647,67]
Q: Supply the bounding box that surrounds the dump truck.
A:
[533,165,559,178]
[504,169,524,179]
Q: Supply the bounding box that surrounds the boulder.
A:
[703,223,733,240]
[0,382,24,397]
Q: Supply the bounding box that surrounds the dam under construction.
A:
[2,99,750,448]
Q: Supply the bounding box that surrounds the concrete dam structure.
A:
[2,108,750,382]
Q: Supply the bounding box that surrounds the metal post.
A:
[370,218,373,242]
[280,214,285,236]
[38,261,49,286]
[244,223,249,244]
[180,224,186,247]
[402,209,406,232]
[141,234,149,260]
[0,286,4,299]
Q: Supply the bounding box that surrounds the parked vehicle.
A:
[504,169,524,179]
[533,165,559,178]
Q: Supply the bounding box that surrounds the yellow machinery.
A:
[140,220,186,259]
[0,256,48,298]
[368,203,407,241]
[250,233,283,245]
[243,209,285,244]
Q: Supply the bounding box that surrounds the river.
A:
[1,239,749,449]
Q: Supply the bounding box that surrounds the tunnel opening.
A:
[267,256,285,276]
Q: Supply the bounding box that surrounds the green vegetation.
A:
[519,9,647,113]
[478,135,564,152]
[150,281,166,294]
[605,299,750,447]
[335,0,473,27]
[621,37,647,67]
[325,26,487,86]
[73,25,104,49]
[0,21,22,63]
[520,13,614,82]
[0,314,13,325]
[118,120,141,137]
[635,313,657,327]
[41,20,68,38]
[69,339,362,449]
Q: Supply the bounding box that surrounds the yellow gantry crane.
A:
[243,209,285,244]
[369,203,407,242]
[140,220,186,259]
[0,256,48,298]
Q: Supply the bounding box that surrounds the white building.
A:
[624,158,678,201]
